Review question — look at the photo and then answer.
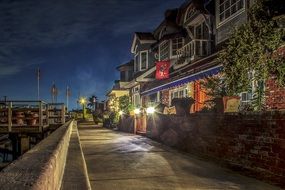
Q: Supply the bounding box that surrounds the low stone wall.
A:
[0,120,74,190]
[144,112,285,187]
[118,116,134,133]
[61,121,91,190]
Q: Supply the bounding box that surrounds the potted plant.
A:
[15,111,25,125]
[171,97,195,116]
[25,112,38,126]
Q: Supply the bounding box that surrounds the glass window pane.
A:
[141,52,147,70]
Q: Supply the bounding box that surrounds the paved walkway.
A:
[78,122,281,190]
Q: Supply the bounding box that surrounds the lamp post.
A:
[79,97,86,119]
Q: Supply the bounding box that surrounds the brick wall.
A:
[266,78,285,110]
[145,112,285,187]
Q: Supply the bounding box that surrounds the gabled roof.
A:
[116,60,134,71]
[131,32,157,54]
[135,32,155,41]
[153,9,181,39]
[176,0,213,25]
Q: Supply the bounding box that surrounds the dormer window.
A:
[172,38,184,56]
[120,71,126,81]
[185,7,196,22]
[140,51,148,70]
[218,0,245,24]
[195,22,209,39]
[159,41,170,61]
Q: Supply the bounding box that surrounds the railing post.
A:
[8,102,12,132]
[62,105,65,124]
[46,104,49,126]
[39,101,43,132]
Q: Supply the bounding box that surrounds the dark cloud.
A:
[0,0,185,106]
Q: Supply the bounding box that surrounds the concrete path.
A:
[78,122,281,190]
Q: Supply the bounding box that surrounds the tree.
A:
[219,0,285,96]
[118,95,131,115]
[87,95,98,112]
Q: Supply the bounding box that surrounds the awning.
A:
[141,65,223,96]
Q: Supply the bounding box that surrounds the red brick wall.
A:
[146,112,285,187]
[266,78,285,110]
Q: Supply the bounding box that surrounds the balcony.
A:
[175,39,212,68]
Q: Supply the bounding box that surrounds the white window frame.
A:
[134,53,139,72]
[169,85,189,106]
[194,21,209,40]
[171,38,184,58]
[184,6,197,23]
[159,41,170,61]
[132,86,141,107]
[140,50,148,71]
[216,0,246,27]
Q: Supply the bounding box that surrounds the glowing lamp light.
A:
[80,98,86,104]
[134,108,140,114]
[146,107,155,114]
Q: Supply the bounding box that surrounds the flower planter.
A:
[15,111,25,125]
[25,112,38,126]
[26,118,37,126]
[223,96,241,113]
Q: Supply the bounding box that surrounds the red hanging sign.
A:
[156,61,170,80]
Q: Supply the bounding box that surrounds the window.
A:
[170,86,189,105]
[172,38,184,56]
[185,8,196,22]
[140,51,147,70]
[133,94,140,107]
[134,54,139,72]
[132,86,140,107]
[128,70,133,81]
[195,22,209,39]
[240,92,252,106]
[120,71,126,81]
[159,41,169,61]
[148,92,160,104]
[219,0,244,23]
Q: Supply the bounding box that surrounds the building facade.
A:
[109,0,285,112]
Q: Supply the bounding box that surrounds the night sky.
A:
[0,0,185,109]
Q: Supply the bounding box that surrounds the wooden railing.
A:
[0,101,66,133]
[176,39,212,66]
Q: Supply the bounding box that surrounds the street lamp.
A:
[134,108,140,115]
[146,107,155,114]
[79,97,86,119]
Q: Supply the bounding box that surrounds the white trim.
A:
[131,34,138,54]
[217,8,246,28]
[159,40,170,61]
[136,66,156,82]
[184,4,196,23]
[171,37,184,59]
[140,50,148,71]
[131,33,156,54]
[169,85,188,106]
[216,0,246,28]
[134,53,139,72]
